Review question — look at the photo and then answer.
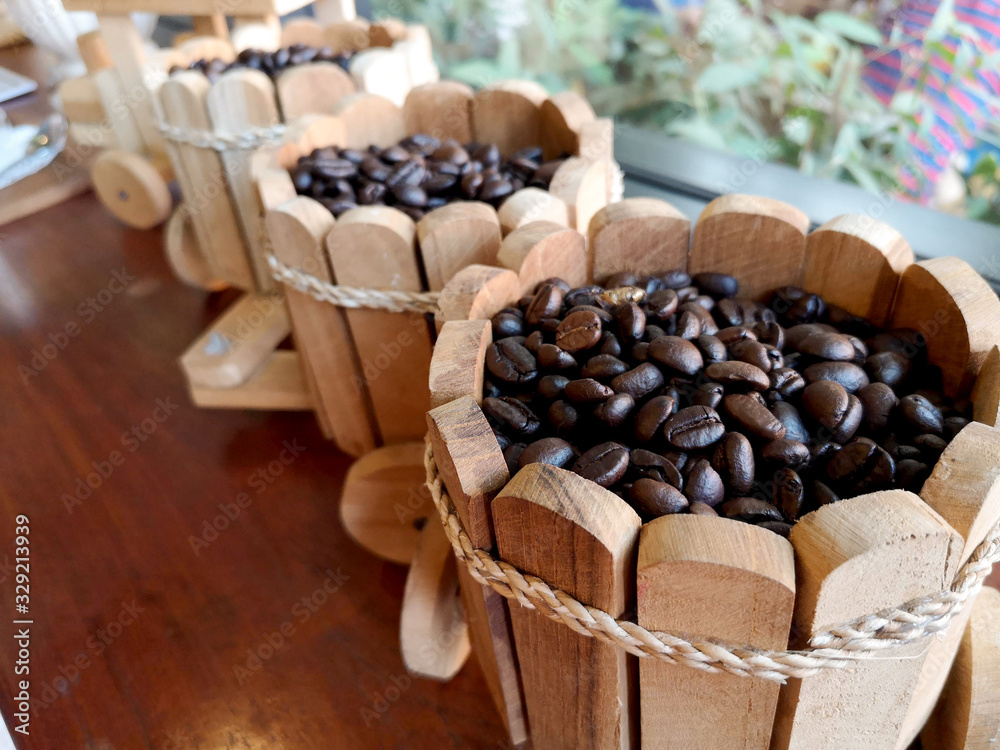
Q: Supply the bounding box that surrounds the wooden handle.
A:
[803,214,913,327]
[922,586,1000,750]
[472,80,548,157]
[889,257,1000,397]
[434,265,521,332]
[277,62,356,120]
[772,490,963,750]
[493,464,641,750]
[331,92,406,149]
[497,188,570,235]
[403,81,474,143]
[638,514,795,750]
[548,156,609,234]
[417,203,503,292]
[972,345,1000,427]
[589,198,691,283]
[428,320,492,409]
[541,90,596,160]
[497,221,587,294]
[690,194,809,301]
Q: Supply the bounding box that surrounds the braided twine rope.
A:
[424,441,1000,684]
[159,123,288,152]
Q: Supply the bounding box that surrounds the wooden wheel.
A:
[164,207,226,291]
[91,149,172,230]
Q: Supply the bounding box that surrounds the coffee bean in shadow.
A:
[564,286,603,308]
[492,429,511,451]
[896,458,931,492]
[600,332,622,357]
[611,363,665,399]
[646,289,679,320]
[518,437,577,469]
[644,323,667,343]
[793,331,856,361]
[525,283,565,325]
[524,330,545,354]
[722,394,787,441]
[895,394,944,435]
[684,459,724,506]
[648,336,704,375]
[803,362,870,392]
[801,381,862,443]
[393,184,428,207]
[632,342,650,363]
[537,344,578,372]
[716,326,756,347]
[572,442,630,487]
[914,433,948,457]
[460,171,484,198]
[712,432,755,495]
[581,354,629,382]
[693,383,724,409]
[503,444,526,475]
[492,310,524,338]
[568,304,613,323]
[593,393,636,428]
[629,449,683,489]
[944,415,969,439]
[769,368,805,399]
[479,177,514,203]
[564,378,614,404]
[705,361,770,391]
[616,302,646,342]
[757,521,793,538]
[729,339,775,373]
[548,400,579,436]
[866,351,912,388]
[857,382,897,433]
[555,311,603,352]
[761,438,810,469]
[630,479,689,518]
[773,468,804,520]
[689,501,718,516]
[537,374,570,401]
[825,437,895,495]
[693,272,738,298]
[680,302,718,335]
[663,406,726,449]
[812,480,840,508]
[695,335,727,365]
[359,155,390,182]
[313,158,358,179]
[483,397,541,439]
[719,497,783,523]
[752,321,785,349]
[486,339,538,384]
[357,181,387,205]
[634,395,677,443]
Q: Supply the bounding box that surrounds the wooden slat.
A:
[349,47,411,107]
[332,92,406,149]
[434,265,521,331]
[589,198,691,283]
[188,350,311,411]
[191,14,228,39]
[323,19,371,53]
[65,0,313,12]
[497,221,587,293]
[92,69,143,154]
[403,81,474,143]
[972,345,1000,427]
[325,206,431,444]
[548,156,609,234]
[540,90,596,160]
[76,30,112,74]
[690,194,810,301]
[638,515,795,750]
[494,464,641,749]
[428,320,491,410]
[313,0,357,23]
[280,18,324,47]
[497,187,569,234]
[277,62,356,119]
[58,76,105,124]
[889,257,1000,397]
[417,203,503,292]
[772,491,963,750]
[267,197,379,456]
[472,80,547,156]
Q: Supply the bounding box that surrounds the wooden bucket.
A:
[424,194,1000,749]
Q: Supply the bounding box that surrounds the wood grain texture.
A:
[548,156,609,234]
[266,197,380,456]
[188,350,311,411]
[426,396,526,744]
[578,118,616,202]
[638,515,794,750]
[339,441,430,565]
[164,206,225,291]
[889,257,1000,397]
[434,265,521,331]
[403,80,474,143]
[494,464,641,750]
[428,320,492,409]
[416,202,503,291]
[325,206,432,444]
[589,198,691,283]
[922,586,1000,750]
[690,194,810,301]
[277,61,356,119]
[972,346,1000,427]
[472,80,548,156]
[540,90,596,160]
[399,520,471,680]
[803,214,914,327]
[331,92,406,149]
[772,490,963,750]
[497,221,588,293]
[90,150,172,230]
[497,187,570,235]
[897,421,1000,747]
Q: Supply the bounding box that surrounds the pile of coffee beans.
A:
[291,137,567,221]
[171,44,352,82]
[482,271,971,537]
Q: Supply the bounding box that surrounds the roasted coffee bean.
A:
[564,378,614,404]
[537,374,570,400]
[683,459,725,506]
[716,326,756,347]
[675,310,702,339]
[705,361,770,391]
[804,361,870,392]
[483,397,541,438]
[563,286,602,307]
[492,310,524,338]
[648,336,703,375]
[548,400,579,436]
[757,521,793,537]
[630,449,683,488]
[581,354,629,382]
[801,381,862,443]
[663,406,726,449]
[680,302,718,335]
[771,401,810,444]
[555,311,602,352]
[793,330,857,361]
[393,184,428,207]
[503,443,526,474]
[720,497,783,523]
[537,344,578,371]
[611,363,664,399]
[896,394,944,434]
[572,442,630,487]
[646,289,679,320]
[712,432,755,495]
[693,382,724,409]
[753,320,785,349]
[825,437,895,494]
[630,479,689,517]
[722,394,786,441]
[688,501,717,516]
[524,330,545,354]
[866,351,911,387]
[486,339,538,384]
[729,339,774,373]
[599,332,622,357]
[944,415,969,439]
[359,155,390,182]
[519,437,576,469]
[695,335,727,365]
[525,284,565,325]
[568,304,613,323]
[693,272,738,298]
[632,342,650,363]
[896,458,931,491]
[914,432,948,455]
[616,302,646,342]
[857,382,897,433]
[593,393,635,427]
[762,438,810,468]
[634,395,677,443]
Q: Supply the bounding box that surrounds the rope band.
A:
[424,441,1000,684]
[159,123,287,152]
